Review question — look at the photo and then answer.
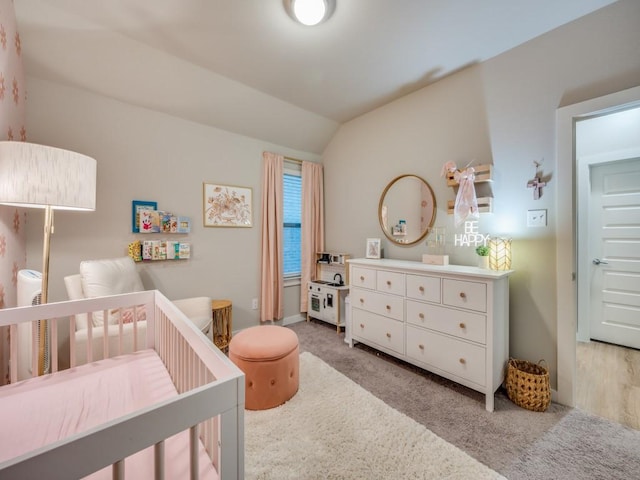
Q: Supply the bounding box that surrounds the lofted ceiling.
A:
[15,0,617,154]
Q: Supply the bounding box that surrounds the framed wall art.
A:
[366,238,381,259]
[203,183,252,227]
[132,200,157,233]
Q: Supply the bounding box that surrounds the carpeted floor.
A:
[246,352,504,479]
[287,319,640,479]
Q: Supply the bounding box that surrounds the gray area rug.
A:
[287,320,640,479]
[246,352,504,479]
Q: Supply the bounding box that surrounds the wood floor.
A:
[576,340,640,430]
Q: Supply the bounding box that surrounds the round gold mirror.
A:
[378,174,437,246]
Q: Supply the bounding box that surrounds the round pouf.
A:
[229,325,299,410]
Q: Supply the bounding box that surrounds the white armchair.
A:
[64,257,212,364]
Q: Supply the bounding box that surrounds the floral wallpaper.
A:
[0,0,27,385]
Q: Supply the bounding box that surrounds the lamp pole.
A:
[38,205,54,374]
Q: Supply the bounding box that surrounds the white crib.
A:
[0,290,245,479]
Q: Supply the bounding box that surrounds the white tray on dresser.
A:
[347,258,513,412]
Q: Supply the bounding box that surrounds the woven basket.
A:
[506,358,550,412]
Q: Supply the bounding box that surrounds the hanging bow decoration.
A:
[442,161,479,226]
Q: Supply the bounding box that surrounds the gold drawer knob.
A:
[418,344,424,350]
[459,322,466,329]
[459,292,466,299]
[386,332,391,338]
[459,358,466,365]
[418,313,425,319]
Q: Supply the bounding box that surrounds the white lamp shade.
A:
[0,141,96,211]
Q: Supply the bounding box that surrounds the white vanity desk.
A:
[347,258,512,412]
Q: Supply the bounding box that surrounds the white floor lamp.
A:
[0,141,96,375]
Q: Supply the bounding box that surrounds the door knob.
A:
[592,258,609,265]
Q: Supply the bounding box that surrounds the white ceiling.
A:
[15,0,617,153]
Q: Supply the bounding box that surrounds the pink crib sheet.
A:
[0,350,218,479]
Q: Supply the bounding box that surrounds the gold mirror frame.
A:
[378,174,437,246]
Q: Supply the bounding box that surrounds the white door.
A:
[589,158,640,348]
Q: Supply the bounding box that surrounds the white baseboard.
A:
[283,314,306,326]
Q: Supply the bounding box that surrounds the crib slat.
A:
[103,308,110,358]
[9,324,17,383]
[117,312,124,356]
[31,320,38,377]
[154,441,165,480]
[51,318,58,374]
[112,459,124,480]
[69,315,76,368]
[87,312,94,363]
[190,425,199,480]
[133,305,139,353]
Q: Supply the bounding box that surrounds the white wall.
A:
[24,78,316,333]
[577,107,640,160]
[322,0,640,389]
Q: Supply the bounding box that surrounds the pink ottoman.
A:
[229,325,299,410]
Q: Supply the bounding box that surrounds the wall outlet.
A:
[527,209,547,227]
[252,298,258,310]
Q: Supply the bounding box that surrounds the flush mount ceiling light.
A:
[284,0,336,26]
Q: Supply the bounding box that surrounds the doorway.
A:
[556,86,640,408]
[576,109,640,349]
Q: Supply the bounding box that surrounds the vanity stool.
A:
[229,325,299,410]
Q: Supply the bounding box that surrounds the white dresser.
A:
[347,258,512,412]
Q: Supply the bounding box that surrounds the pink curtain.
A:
[300,162,324,312]
[0,0,28,385]
[260,152,284,322]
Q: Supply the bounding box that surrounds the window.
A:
[283,170,302,278]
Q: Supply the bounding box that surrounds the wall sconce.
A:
[489,238,512,271]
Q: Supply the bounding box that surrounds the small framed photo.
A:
[366,238,381,259]
[132,200,157,233]
[203,183,252,227]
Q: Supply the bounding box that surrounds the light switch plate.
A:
[527,209,547,227]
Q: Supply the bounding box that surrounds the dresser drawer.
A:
[352,308,404,355]
[351,287,404,321]
[442,279,487,312]
[406,325,486,386]
[376,270,405,296]
[406,301,486,344]
[351,267,376,290]
[406,274,441,303]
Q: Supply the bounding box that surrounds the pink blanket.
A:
[0,350,217,479]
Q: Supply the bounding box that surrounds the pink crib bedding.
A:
[0,349,218,479]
